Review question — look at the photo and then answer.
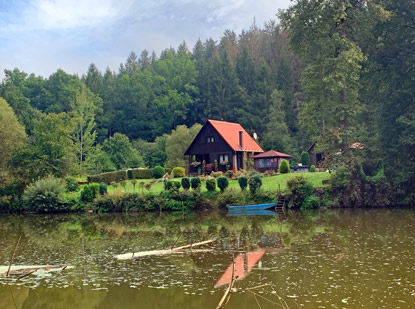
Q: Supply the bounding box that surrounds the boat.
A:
[226,209,277,217]
[226,202,277,212]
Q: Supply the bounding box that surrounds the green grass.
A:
[95,171,331,195]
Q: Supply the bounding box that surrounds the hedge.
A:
[128,169,153,179]
[87,171,127,184]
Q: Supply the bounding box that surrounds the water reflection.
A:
[1,209,415,308]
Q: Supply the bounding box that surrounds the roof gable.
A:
[253,150,292,159]
[207,120,263,152]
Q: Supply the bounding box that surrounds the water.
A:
[1,208,415,308]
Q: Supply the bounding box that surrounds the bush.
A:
[302,195,320,209]
[225,170,234,179]
[217,176,229,192]
[80,183,99,203]
[280,160,290,174]
[310,165,316,172]
[173,167,185,178]
[215,188,245,209]
[238,176,248,190]
[22,176,67,213]
[87,170,127,184]
[287,175,313,208]
[166,180,181,192]
[99,183,107,195]
[191,177,201,190]
[248,175,262,195]
[128,168,153,179]
[65,176,79,192]
[181,177,190,190]
[206,178,216,192]
[152,166,165,179]
[301,151,310,166]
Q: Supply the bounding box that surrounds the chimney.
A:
[239,130,244,150]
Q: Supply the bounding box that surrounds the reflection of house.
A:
[184,120,263,174]
[253,150,292,172]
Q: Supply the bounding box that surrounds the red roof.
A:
[208,120,263,152]
[253,150,292,158]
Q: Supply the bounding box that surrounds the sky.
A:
[0,0,291,79]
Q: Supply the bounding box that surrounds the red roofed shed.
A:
[253,150,292,172]
[184,120,263,174]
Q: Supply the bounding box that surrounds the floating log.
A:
[116,239,215,260]
[0,265,71,276]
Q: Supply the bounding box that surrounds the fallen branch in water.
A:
[216,254,236,309]
[115,239,215,260]
[1,265,70,276]
[6,236,21,277]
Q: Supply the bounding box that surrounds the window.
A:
[207,136,215,143]
[219,154,229,163]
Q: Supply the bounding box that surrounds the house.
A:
[184,120,263,174]
[307,142,324,167]
[253,150,292,172]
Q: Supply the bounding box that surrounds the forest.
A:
[0,0,414,208]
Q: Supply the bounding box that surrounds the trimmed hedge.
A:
[87,171,127,184]
[152,166,165,178]
[206,178,216,192]
[191,177,201,190]
[173,167,185,178]
[181,177,190,190]
[128,168,153,179]
[217,176,229,192]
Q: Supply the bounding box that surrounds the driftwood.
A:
[0,265,70,276]
[217,254,236,309]
[116,239,215,260]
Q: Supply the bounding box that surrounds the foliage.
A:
[191,177,201,190]
[181,177,190,190]
[87,170,127,184]
[172,167,185,178]
[22,176,68,213]
[248,174,262,195]
[215,188,246,209]
[166,180,181,192]
[128,168,153,179]
[65,176,79,192]
[238,176,248,190]
[102,133,144,170]
[279,159,290,174]
[302,195,320,210]
[225,170,234,179]
[286,175,313,208]
[205,178,216,192]
[0,97,27,185]
[217,176,229,192]
[98,183,107,195]
[310,165,316,172]
[301,151,310,166]
[80,183,99,203]
[152,166,165,179]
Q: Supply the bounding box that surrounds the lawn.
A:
[102,171,331,195]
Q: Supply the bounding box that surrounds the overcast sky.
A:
[0,0,291,79]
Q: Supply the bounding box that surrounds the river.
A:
[1,208,415,308]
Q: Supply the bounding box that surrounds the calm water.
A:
[1,208,415,308]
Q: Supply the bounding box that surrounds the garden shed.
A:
[253,150,292,172]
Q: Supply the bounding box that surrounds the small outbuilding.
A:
[253,150,292,172]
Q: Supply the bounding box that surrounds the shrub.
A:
[152,166,165,179]
[286,175,313,208]
[238,176,248,190]
[65,176,79,192]
[225,170,234,179]
[99,183,107,195]
[310,165,316,172]
[22,176,67,213]
[248,175,262,195]
[302,195,320,209]
[280,160,289,174]
[87,170,127,184]
[206,178,216,192]
[173,167,185,178]
[215,188,245,209]
[301,151,310,166]
[80,183,99,203]
[181,177,190,190]
[128,168,153,179]
[217,176,229,192]
[191,177,201,190]
[166,180,181,192]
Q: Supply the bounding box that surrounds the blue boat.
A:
[226,203,277,212]
[226,209,277,217]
